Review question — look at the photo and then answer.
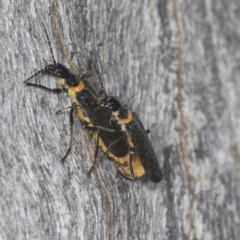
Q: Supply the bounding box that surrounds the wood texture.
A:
[1,0,240,239]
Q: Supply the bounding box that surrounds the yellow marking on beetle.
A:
[126,135,134,148]
[59,78,85,95]
[68,81,85,96]
[60,78,89,121]
[60,78,85,102]
[131,154,145,178]
[121,165,131,176]
[59,78,66,87]
[76,106,91,123]
[91,132,130,166]
[120,154,146,178]
[113,110,132,125]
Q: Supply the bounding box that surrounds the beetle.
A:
[100,96,163,183]
[24,18,131,176]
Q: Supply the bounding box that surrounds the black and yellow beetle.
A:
[23,19,132,173]
[100,96,163,183]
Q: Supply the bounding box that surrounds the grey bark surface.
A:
[1,0,240,240]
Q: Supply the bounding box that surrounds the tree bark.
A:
[1,0,240,239]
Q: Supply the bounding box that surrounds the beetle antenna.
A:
[36,9,56,64]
